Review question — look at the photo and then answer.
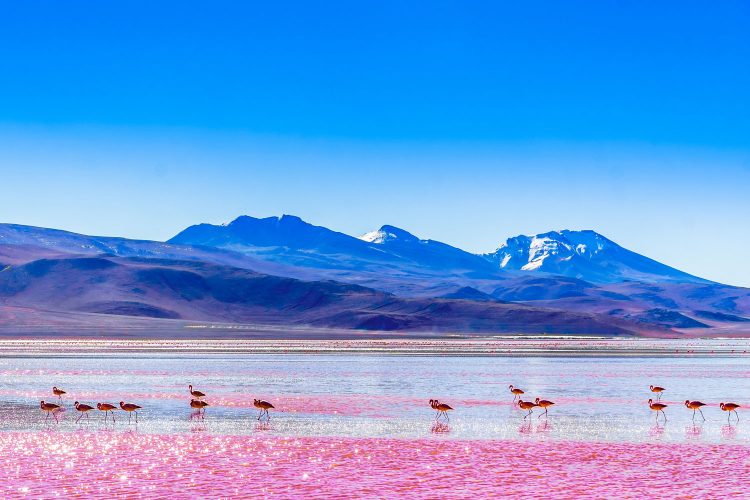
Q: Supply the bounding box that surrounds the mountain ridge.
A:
[1,217,748,338]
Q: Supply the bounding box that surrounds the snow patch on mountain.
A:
[485,230,709,284]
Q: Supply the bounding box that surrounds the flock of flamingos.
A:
[39,383,742,425]
[39,384,275,424]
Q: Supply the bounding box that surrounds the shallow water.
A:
[2,344,749,497]
[3,433,749,498]
[1,350,748,444]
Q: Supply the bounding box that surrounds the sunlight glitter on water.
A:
[2,351,748,443]
[2,432,749,498]
[1,345,749,497]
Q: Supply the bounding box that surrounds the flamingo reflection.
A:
[431,421,451,434]
[685,424,702,440]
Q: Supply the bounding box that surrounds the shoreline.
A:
[0,338,749,357]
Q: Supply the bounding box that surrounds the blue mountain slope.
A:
[484,230,710,285]
[170,215,499,276]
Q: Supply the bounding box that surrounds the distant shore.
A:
[0,337,748,357]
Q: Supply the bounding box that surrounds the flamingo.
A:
[52,386,66,402]
[648,399,667,421]
[188,385,205,400]
[190,399,209,418]
[650,385,665,401]
[429,399,453,421]
[119,402,142,423]
[720,402,740,422]
[74,401,94,422]
[40,401,61,423]
[684,400,706,421]
[97,402,117,422]
[509,385,524,401]
[534,397,555,418]
[253,399,274,420]
[518,399,537,419]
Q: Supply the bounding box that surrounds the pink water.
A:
[2,342,750,496]
[3,432,748,498]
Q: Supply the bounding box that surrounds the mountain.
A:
[170,216,499,277]
[358,225,497,275]
[484,230,710,285]
[170,215,409,271]
[0,254,651,336]
[2,217,748,337]
[0,223,305,277]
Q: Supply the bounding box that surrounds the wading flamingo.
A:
[189,385,205,400]
[119,402,142,423]
[52,386,66,402]
[509,385,524,401]
[684,400,706,421]
[720,402,740,422]
[650,385,665,401]
[429,399,453,421]
[253,399,274,420]
[190,399,209,418]
[97,402,117,422]
[648,399,667,421]
[535,397,555,418]
[518,399,537,419]
[40,401,61,423]
[74,401,94,422]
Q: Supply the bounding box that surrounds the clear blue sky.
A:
[0,2,748,285]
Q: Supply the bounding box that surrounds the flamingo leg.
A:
[76,412,82,423]
[699,409,705,421]
[45,412,49,422]
[662,410,667,421]
[135,411,138,423]
[735,410,739,421]
[53,411,59,423]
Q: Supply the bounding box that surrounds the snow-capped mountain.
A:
[360,225,419,244]
[358,225,496,274]
[170,216,498,275]
[484,230,710,284]
[2,217,748,336]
